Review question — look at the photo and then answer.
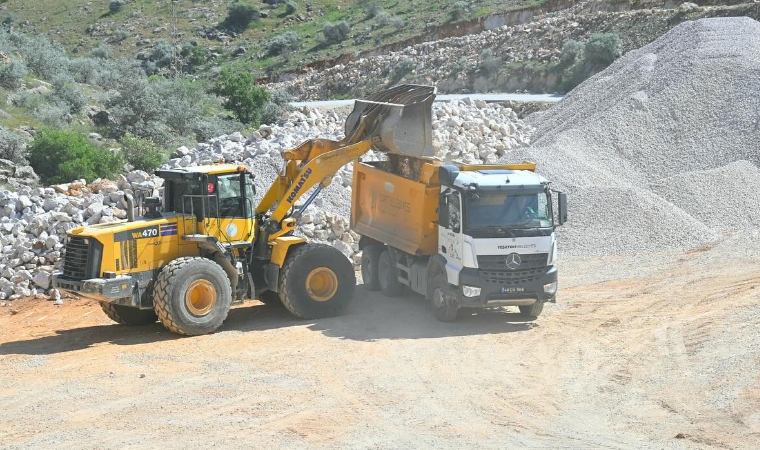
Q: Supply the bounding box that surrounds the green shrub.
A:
[451,1,469,21]
[267,31,299,57]
[35,105,70,128]
[119,133,166,171]
[222,2,260,31]
[91,43,112,59]
[561,40,584,64]
[154,78,213,136]
[261,89,294,124]
[29,128,123,184]
[213,68,270,125]
[151,39,174,68]
[375,12,391,27]
[285,1,297,15]
[390,17,405,30]
[1,33,69,80]
[0,60,27,90]
[584,33,622,67]
[109,0,125,14]
[193,117,244,142]
[322,21,350,44]
[113,29,130,42]
[105,76,169,142]
[52,77,87,113]
[364,4,381,19]
[0,126,27,164]
[263,0,285,5]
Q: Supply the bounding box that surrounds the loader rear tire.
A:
[360,245,383,291]
[100,303,157,326]
[153,257,232,336]
[279,243,355,319]
[519,301,544,318]
[378,249,403,297]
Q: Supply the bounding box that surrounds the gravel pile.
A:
[503,17,760,257]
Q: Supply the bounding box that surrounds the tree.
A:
[584,33,622,67]
[267,31,299,57]
[213,68,270,125]
[120,133,166,171]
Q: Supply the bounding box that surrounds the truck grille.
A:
[481,268,544,286]
[63,236,91,280]
[478,253,547,271]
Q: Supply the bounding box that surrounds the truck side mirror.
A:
[557,192,567,225]
[438,195,449,228]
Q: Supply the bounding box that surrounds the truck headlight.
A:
[462,286,481,298]
[543,281,558,296]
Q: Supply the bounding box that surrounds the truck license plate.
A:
[500,286,525,294]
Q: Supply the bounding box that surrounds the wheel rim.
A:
[305,268,339,302]
[185,280,217,316]
[433,287,445,308]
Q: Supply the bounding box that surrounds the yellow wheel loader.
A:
[52,85,436,335]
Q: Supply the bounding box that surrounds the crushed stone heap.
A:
[503,17,760,256]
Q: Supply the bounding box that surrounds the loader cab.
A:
[156,165,256,241]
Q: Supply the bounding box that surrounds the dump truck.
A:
[353,154,567,321]
[52,85,437,335]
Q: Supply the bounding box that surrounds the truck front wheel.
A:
[100,303,157,326]
[519,301,544,318]
[153,257,232,336]
[279,244,356,319]
[378,249,403,297]
[431,275,458,322]
[360,245,383,291]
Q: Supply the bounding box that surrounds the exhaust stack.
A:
[124,194,135,222]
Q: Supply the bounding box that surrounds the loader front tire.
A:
[360,245,383,291]
[279,244,355,319]
[100,303,157,326]
[378,249,403,297]
[153,257,232,336]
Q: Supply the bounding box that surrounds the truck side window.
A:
[448,191,461,233]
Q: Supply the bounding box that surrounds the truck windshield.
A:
[465,192,553,230]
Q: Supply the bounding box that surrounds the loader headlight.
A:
[543,281,558,296]
[462,285,481,298]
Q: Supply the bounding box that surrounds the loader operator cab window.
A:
[215,174,254,218]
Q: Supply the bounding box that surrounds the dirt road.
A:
[1,245,759,449]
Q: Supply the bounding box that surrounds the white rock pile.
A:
[503,17,760,257]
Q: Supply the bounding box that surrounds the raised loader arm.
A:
[255,84,437,242]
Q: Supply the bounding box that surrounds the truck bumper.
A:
[456,265,557,308]
[53,273,138,306]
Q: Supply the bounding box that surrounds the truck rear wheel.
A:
[431,275,458,322]
[378,249,403,297]
[153,257,232,336]
[519,302,544,318]
[100,303,157,326]
[360,245,383,291]
[279,243,356,319]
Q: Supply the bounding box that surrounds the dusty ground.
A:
[1,244,759,449]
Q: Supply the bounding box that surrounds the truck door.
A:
[439,189,464,283]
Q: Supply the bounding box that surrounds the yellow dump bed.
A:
[351,157,441,256]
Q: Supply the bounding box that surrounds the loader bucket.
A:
[344,84,436,157]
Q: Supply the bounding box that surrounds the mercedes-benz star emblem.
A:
[505,253,522,270]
